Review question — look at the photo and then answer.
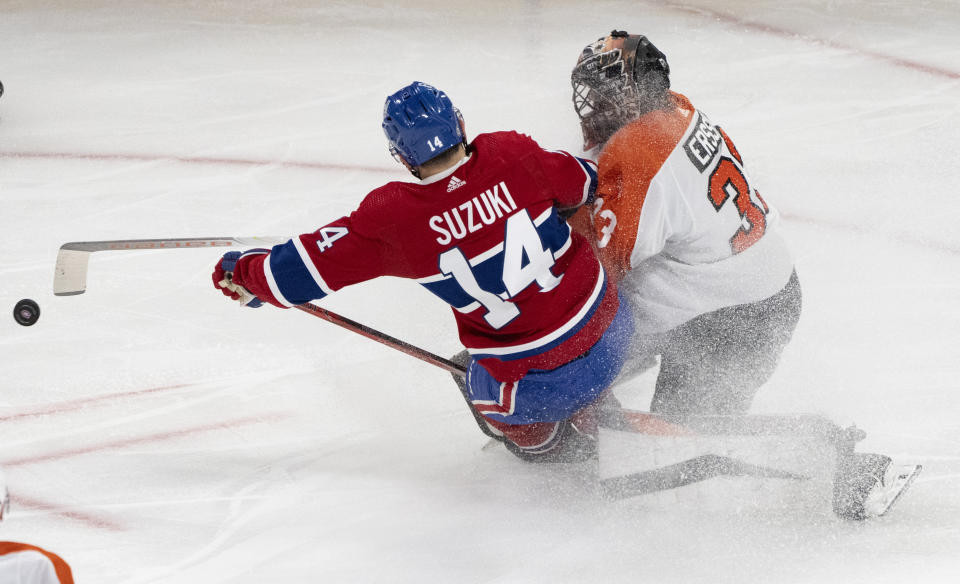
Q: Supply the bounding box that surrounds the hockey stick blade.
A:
[53,236,287,296]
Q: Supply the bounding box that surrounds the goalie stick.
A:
[600,454,809,500]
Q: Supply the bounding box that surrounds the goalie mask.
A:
[571,31,671,150]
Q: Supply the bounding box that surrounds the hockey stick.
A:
[52,238,863,502]
[52,236,467,377]
[293,303,466,377]
[53,236,288,296]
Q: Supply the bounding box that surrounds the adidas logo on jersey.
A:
[447,176,466,192]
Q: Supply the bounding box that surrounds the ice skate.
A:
[833,453,922,520]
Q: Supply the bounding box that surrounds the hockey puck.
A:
[13,299,40,326]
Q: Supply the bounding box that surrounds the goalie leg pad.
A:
[600,413,852,506]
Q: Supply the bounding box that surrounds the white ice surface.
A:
[1,1,959,582]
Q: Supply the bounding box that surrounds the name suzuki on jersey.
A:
[429,181,518,245]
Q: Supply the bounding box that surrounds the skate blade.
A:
[481,438,502,451]
[865,464,922,518]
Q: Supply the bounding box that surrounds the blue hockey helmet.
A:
[382,81,464,168]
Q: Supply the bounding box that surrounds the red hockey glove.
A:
[212,251,263,308]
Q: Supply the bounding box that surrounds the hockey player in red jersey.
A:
[0,469,75,584]
[213,81,633,462]
[569,31,801,417]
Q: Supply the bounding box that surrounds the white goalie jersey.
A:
[584,91,795,336]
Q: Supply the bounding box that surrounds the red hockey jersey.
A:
[232,131,617,382]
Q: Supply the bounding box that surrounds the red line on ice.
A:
[3,414,288,530]
[14,495,126,532]
[1,413,288,467]
[0,383,193,422]
[664,2,960,80]
[5,149,958,256]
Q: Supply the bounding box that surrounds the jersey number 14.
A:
[438,210,561,329]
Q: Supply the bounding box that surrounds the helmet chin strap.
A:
[403,157,422,179]
[389,146,422,179]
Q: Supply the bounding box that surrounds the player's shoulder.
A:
[353,181,412,220]
[602,92,697,165]
[611,92,695,143]
[667,90,696,113]
[360,181,401,203]
[471,130,542,154]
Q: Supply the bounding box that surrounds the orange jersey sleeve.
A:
[592,92,695,281]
